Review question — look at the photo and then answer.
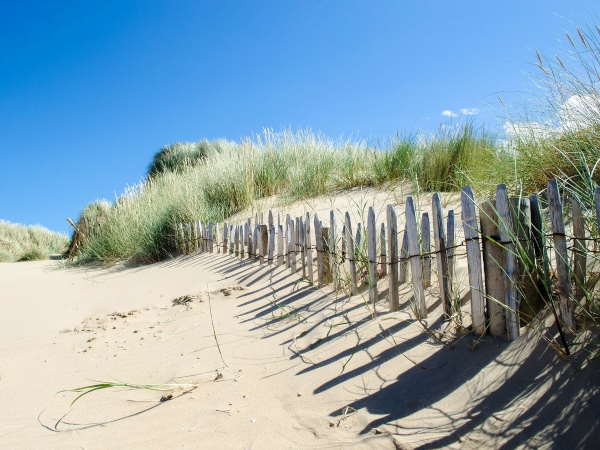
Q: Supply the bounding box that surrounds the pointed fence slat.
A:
[480,200,507,338]
[314,214,325,286]
[305,212,313,283]
[329,211,338,289]
[405,197,427,318]
[446,210,455,290]
[345,212,358,295]
[379,223,387,277]
[277,224,284,266]
[386,205,399,311]
[298,217,306,278]
[399,231,409,285]
[259,225,268,264]
[461,186,486,335]
[268,224,275,265]
[547,179,574,330]
[496,184,520,340]
[367,207,378,308]
[321,226,332,284]
[289,219,297,273]
[432,194,450,314]
[421,212,431,289]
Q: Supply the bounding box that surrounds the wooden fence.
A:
[174,181,600,341]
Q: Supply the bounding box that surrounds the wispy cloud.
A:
[460,107,479,116]
[441,110,458,118]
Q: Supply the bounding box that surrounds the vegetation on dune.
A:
[0,221,68,262]
[69,25,600,266]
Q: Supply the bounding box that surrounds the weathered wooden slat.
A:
[314,214,325,286]
[177,223,184,255]
[547,179,574,330]
[268,223,275,265]
[229,225,235,254]
[321,226,332,284]
[222,223,228,254]
[305,212,314,283]
[234,225,240,257]
[496,184,520,340]
[379,222,387,277]
[480,200,506,338]
[298,217,306,278]
[277,224,284,266]
[405,197,427,318]
[285,214,291,268]
[268,210,274,229]
[446,210,455,290]
[289,219,297,273]
[259,224,268,264]
[398,231,409,285]
[329,210,338,289]
[191,222,198,253]
[421,212,431,289]
[367,207,378,308]
[461,186,486,335]
[386,205,399,311]
[345,212,358,295]
[572,196,587,301]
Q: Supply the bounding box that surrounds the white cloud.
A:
[460,107,479,116]
[503,120,558,141]
[441,110,458,118]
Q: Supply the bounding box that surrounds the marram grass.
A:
[0,220,68,262]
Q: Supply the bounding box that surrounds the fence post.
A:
[480,200,507,338]
[547,179,574,330]
[252,225,259,259]
[314,214,324,286]
[177,223,184,255]
[432,193,450,314]
[379,222,387,278]
[285,214,291,268]
[461,186,486,335]
[572,197,587,301]
[329,211,338,289]
[345,212,358,295]
[268,223,275,265]
[305,212,313,284]
[247,224,253,260]
[367,207,378,308]
[399,231,409,285]
[289,219,296,273]
[259,224,268,264]
[496,184,520,340]
[321,226,332,284]
[386,205,399,311]
[421,212,431,289]
[277,224,284,266]
[447,210,455,290]
[222,223,228,254]
[234,225,239,257]
[406,196,427,319]
[298,217,306,278]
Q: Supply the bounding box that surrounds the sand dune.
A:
[1,189,598,449]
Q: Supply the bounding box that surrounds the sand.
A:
[1,188,598,449]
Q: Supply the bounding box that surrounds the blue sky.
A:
[1,1,598,233]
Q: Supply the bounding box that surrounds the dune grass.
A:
[0,221,68,262]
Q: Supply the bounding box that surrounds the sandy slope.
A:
[1,188,599,449]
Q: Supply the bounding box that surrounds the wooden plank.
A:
[446,210,455,290]
[268,223,275,265]
[229,225,235,254]
[289,219,297,273]
[222,223,228,254]
[460,186,486,335]
[421,212,431,289]
[379,222,387,277]
[344,212,358,295]
[285,214,291,268]
[298,217,306,278]
[314,214,325,286]
[277,224,284,266]
[259,224,268,264]
[496,184,520,340]
[547,179,574,330]
[367,207,378,308]
[177,223,184,255]
[480,200,507,338]
[305,212,314,283]
[405,196,427,319]
[191,222,198,253]
[321,226,332,284]
[234,225,239,257]
[572,196,587,301]
[398,231,409,285]
[432,193,450,314]
[268,210,274,229]
[329,210,338,289]
[386,205,399,311]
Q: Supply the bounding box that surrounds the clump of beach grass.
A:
[0,220,68,262]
